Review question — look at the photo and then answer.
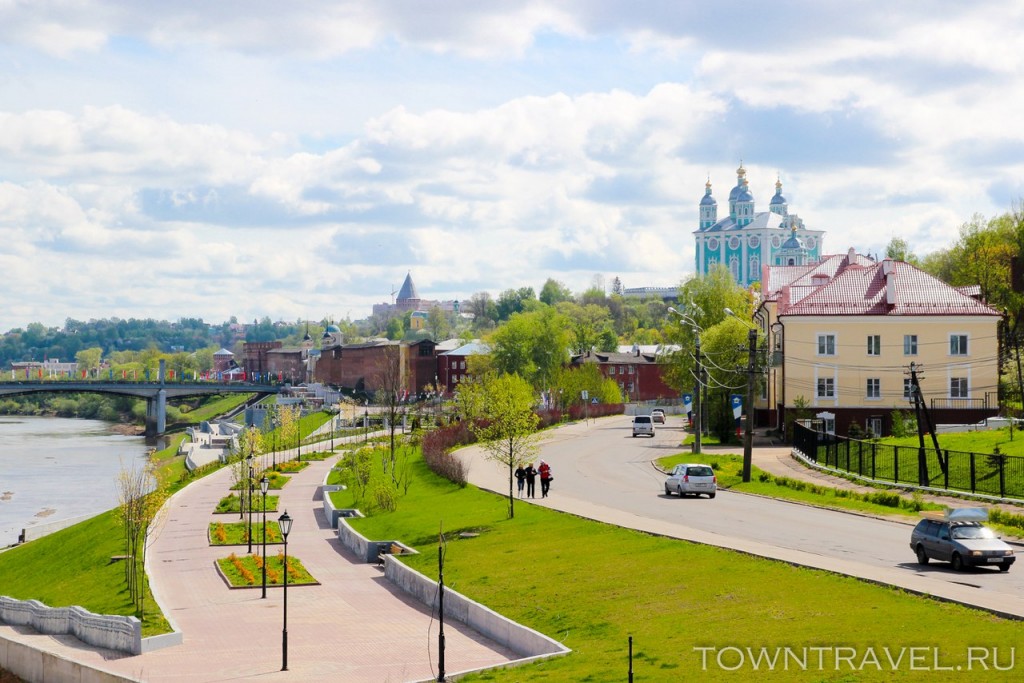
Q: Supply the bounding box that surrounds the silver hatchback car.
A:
[664,463,717,498]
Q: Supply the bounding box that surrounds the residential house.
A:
[569,345,678,402]
[759,249,1001,436]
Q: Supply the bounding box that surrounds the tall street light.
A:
[246,454,254,553]
[668,307,703,455]
[278,510,293,672]
[725,308,758,483]
[260,476,269,599]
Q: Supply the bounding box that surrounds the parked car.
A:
[632,415,655,437]
[651,409,666,424]
[664,463,717,498]
[910,509,1015,572]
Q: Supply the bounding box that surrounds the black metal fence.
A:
[792,423,1024,500]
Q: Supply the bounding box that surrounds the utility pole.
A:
[909,362,929,486]
[742,326,757,483]
[693,337,702,455]
[437,524,446,682]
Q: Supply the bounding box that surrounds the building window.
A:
[950,334,968,355]
[628,365,635,374]
[904,335,917,355]
[817,334,836,356]
[867,335,880,356]
[459,361,466,370]
[619,366,625,375]
[867,417,883,437]
[866,378,880,399]
[950,377,969,399]
[816,377,835,398]
[451,360,458,369]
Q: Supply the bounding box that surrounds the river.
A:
[0,415,152,548]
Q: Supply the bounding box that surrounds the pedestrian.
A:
[515,464,526,498]
[525,463,537,498]
[539,460,552,497]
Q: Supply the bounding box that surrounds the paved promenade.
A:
[1,436,517,682]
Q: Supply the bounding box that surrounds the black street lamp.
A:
[278,510,293,672]
[246,455,254,553]
[260,476,269,599]
[364,406,369,443]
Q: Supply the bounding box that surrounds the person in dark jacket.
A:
[514,465,527,498]
[524,464,537,498]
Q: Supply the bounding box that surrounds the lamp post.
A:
[260,476,269,598]
[278,510,293,672]
[246,455,254,553]
[668,307,703,455]
[271,411,277,470]
[364,406,369,443]
[771,321,785,435]
[726,308,758,483]
[296,409,302,462]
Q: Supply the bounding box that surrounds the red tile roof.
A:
[779,260,1000,317]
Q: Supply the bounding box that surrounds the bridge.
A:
[0,362,280,436]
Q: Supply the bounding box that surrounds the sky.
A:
[2,2,1023,333]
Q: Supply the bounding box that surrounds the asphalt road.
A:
[461,414,1024,615]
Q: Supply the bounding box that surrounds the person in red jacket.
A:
[538,460,552,498]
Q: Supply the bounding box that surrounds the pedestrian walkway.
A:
[0,434,517,682]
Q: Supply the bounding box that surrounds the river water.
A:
[0,416,151,547]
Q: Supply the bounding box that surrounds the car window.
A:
[937,525,950,540]
[687,466,714,477]
[952,525,995,540]
[635,416,651,423]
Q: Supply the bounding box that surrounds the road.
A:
[460,414,1024,618]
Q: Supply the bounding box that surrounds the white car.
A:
[632,415,655,437]
[651,409,666,424]
[665,464,717,498]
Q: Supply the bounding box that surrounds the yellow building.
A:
[758,249,1001,436]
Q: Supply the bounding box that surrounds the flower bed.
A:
[215,551,318,587]
[230,471,290,490]
[213,493,280,514]
[209,521,284,546]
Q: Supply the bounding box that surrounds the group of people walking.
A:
[515,461,552,498]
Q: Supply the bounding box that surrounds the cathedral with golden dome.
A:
[694,164,825,288]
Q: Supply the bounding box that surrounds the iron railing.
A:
[793,423,1024,499]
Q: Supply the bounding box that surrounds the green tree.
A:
[885,237,919,265]
[385,317,404,340]
[488,307,571,387]
[539,278,573,306]
[75,347,103,373]
[496,287,537,321]
[557,302,612,355]
[469,373,540,519]
[426,306,451,341]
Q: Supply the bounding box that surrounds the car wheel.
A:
[708,492,716,499]
[677,485,685,497]
[915,545,929,565]
[665,486,672,496]
[999,563,1011,573]
[951,553,964,572]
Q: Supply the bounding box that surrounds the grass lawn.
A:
[806,427,1024,499]
[271,460,310,474]
[176,393,254,425]
[0,511,170,636]
[208,521,284,546]
[348,450,1024,681]
[213,493,280,515]
[215,551,316,587]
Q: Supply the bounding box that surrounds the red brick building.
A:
[315,339,438,396]
[569,347,676,402]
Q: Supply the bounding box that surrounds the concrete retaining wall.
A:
[0,597,141,655]
[0,633,140,683]
[337,521,568,664]
[384,556,569,661]
[21,514,95,543]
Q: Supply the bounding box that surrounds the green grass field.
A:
[345,450,1024,681]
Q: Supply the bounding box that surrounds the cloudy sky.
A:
[2,2,1022,332]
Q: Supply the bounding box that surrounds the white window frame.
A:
[817,333,836,356]
[949,333,968,356]
[816,377,835,398]
[866,378,881,400]
[867,335,880,356]
[903,378,913,401]
[903,334,918,356]
[950,376,969,399]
